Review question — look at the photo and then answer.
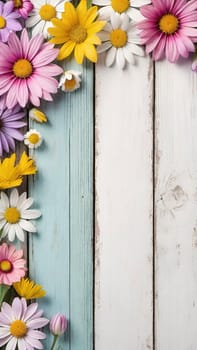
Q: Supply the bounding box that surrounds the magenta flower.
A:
[0,297,49,349]
[138,0,197,62]
[0,243,26,285]
[0,29,63,109]
[13,0,34,19]
[50,313,68,336]
[0,0,22,42]
[0,98,26,156]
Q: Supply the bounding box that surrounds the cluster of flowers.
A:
[93,0,197,69]
[0,0,197,348]
[0,153,67,350]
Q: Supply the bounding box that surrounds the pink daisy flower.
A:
[0,297,49,349]
[0,28,63,109]
[0,243,26,285]
[13,0,34,19]
[138,0,197,62]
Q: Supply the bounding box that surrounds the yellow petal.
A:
[87,20,106,34]
[86,34,101,45]
[64,2,78,25]
[84,44,98,63]
[58,41,75,60]
[77,0,87,23]
[80,5,97,26]
[74,43,85,64]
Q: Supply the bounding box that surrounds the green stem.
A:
[50,335,59,350]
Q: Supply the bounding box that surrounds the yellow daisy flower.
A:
[13,278,46,299]
[48,0,106,64]
[0,152,37,190]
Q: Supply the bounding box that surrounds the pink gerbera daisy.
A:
[0,297,49,349]
[138,0,197,62]
[13,0,34,19]
[0,28,63,109]
[0,243,26,285]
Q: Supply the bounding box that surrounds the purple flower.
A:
[0,97,26,156]
[50,313,68,336]
[13,0,33,19]
[0,297,49,349]
[0,0,22,42]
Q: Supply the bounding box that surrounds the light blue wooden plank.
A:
[29,60,93,350]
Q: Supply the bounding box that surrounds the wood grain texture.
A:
[155,60,197,349]
[29,62,93,350]
[95,56,154,350]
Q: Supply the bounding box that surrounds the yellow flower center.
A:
[110,29,127,48]
[13,0,22,9]
[159,14,179,35]
[69,24,87,44]
[28,133,40,145]
[4,207,20,224]
[0,16,6,29]
[10,320,27,338]
[13,59,33,79]
[0,259,12,272]
[65,76,77,91]
[39,4,56,21]
[111,0,129,13]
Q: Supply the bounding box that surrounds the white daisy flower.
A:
[29,108,48,123]
[24,129,42,149]
[59,70,82,92]
[98,13,144,69]
[26,0,70,38]
[93,0,151,22]
[0,189,41,242]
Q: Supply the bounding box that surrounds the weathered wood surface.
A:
[155,61,197,350]
[95,55,154,350]
[29,62,94,350]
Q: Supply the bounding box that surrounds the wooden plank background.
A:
[29,61,93,350]
[95,57,197,349]
[19,35,197,350]
[95,55,154,350]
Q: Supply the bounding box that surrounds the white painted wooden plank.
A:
[95,56,153,350]
[155,61,197,350]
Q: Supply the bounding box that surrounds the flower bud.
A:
[49,313,68,336]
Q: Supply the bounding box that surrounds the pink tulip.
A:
[50,313,68,336]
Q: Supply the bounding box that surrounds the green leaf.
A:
[87,0,92,7]
[0,285,10,307]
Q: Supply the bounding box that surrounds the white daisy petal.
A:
[99,6,112,20]
[127,7,144,21]
[98,31,110,42]
[32,20,45,37]
[117,48,126,69]
[93,0,110,5]
[127,42,144,56]
[0,219,6,230]
[97,41,111,53]
[105,46,116,67]
[17,192,27,209]
[19,197,34,211]
[15,224,25,242]
[19,220,37,233]
[26,14,41,27]
[0,192,9,208]
[7,225,16,242]
[10,188,19,207]
[111,12,121,29]
[123,46,135,64]
[21,209,41,220]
